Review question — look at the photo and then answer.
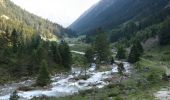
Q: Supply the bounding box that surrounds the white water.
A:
[154,87,170,100]
[0,61,131,100]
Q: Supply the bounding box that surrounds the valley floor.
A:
[0,59,131,100]
[0,44,170,100]
[32,45,170,100]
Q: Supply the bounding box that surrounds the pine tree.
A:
[51,42,62,64]
[84,47,94,63]
[36,60,50,87]
[31,34,41,49]
[59,41,72,69]
[135,40,144,55]
[128,44,140,63]
[36,44,47,63]
[159,17,170,45]
[116,46,126,60]
[94,32,111,63]
[10,90,19,100]
[11,29,19,53]
[17,33,25,56]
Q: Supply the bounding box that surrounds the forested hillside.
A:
[0,0,74,38]
[0,0,170,99]
[0,0,74,84]
[70,0,170,35]
[70,0,170,45]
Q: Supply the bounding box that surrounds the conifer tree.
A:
[59,41,72,69]
[128,40,144,63]
[36,44,47,63]
[135,40,144,55]
[116,46,126,60]
[160,17,170,45]
[36,60,50,87]
[128,44,140,63]
[11,29,19,53]
[51,42,62,64]
[84,47,94,63]
[94,31,111,63]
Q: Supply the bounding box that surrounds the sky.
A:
[10,0,100,27]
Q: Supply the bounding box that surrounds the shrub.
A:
[17,86,33,91]
[10,90,19,100]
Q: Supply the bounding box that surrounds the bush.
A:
[17,86,33,91]
[108,92,119,97]
[107,84,118,89]
[144,55,154,59]
[10,90,19,100]
[79,89,94,96]
[147,72,161,84]
[114,96,124,100]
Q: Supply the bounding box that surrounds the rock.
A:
[78,81,86,85]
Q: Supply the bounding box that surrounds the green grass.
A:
[70,43,89,52]
[143,45,170,66]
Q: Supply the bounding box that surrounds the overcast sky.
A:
[10,0,100,27]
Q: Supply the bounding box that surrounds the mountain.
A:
[0,0,70,39]
[69,0,170,34]
[0,0,75,84]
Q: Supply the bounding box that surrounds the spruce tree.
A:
[36,60,50,87]
[116,46,126,60]
[84,47,94,63]
[10,90,19,100]
[160,17,170,45]
[11,29,19,53]
[128,44,140,63]
[135,40,144,55]
[51,42,62,64]
[94,32,111,63]
[36,44,47,63]
[59,41,72,69]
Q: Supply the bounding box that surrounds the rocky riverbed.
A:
[0,61,132,100]
[154,87,170,100]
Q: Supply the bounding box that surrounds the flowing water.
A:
[0,51,132,100]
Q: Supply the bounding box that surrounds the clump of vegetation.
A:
[110,56,115,65]
[117,63,125,83]
[17,86,33,91]
[10,90,19,100]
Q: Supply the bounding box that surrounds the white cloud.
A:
[10,0,100,27]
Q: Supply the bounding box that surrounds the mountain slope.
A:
[0,0,68,38]
[69,0,170,34]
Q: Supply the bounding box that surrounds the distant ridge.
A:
[69,0,170,34]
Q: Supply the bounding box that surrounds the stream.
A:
[154,87,170,100]
[0,51,132,100]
